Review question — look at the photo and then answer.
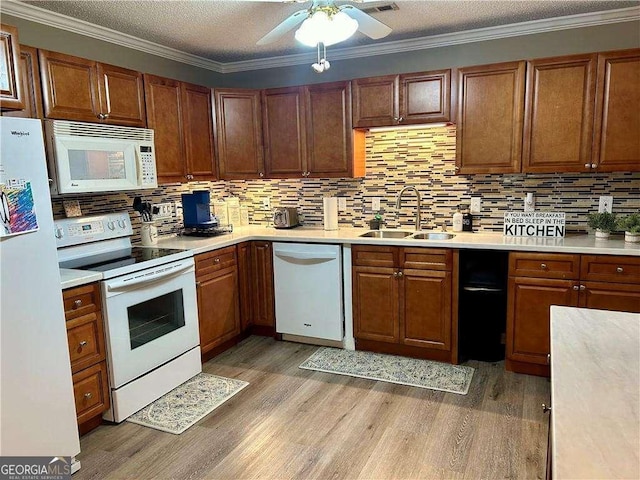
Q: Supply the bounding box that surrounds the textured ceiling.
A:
[21,0,640,63]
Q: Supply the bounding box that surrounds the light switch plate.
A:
[470,197,481,214]
[372,197,381,212]
[338,197,347,212]
[598,196,613,213]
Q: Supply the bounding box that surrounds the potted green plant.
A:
[369,212,383,230]
[617,213,640,243]
[587,212,617,239]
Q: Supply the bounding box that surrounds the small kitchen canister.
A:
[140,221,158,246]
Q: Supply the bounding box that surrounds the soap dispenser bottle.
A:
[452,206,463,232]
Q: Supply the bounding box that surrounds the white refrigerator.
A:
[0,117,80,459]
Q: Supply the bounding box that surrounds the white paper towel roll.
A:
[323,197,338,231]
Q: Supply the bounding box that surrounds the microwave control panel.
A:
[139,145,157,186]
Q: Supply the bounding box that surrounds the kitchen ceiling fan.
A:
[255,0,392,72]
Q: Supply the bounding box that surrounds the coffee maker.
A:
[181,190,217,229]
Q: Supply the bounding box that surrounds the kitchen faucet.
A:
[396,186,422,231]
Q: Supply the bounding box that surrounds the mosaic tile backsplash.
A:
[52,125,640,243]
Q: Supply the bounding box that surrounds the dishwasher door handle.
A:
[462,286,503,293]
[274,250,338,261]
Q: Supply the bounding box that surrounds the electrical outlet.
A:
[598,196,613,213]
[372,197,381,212]
[263,197,271,210]
[338,197,347,212]
[470,197,481,214]
[152,202,173,220]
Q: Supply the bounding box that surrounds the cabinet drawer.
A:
[352,245,397,268]
[63,283,101,320]
[580,255,640,284]
[195,246,237,278]
[73,361,110,424]
[509,252,580,279]
[402,248,452,271]
[67,311,106,373]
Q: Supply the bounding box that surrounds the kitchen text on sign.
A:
[503,212,566,237]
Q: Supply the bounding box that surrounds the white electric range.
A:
[56,212,201,423]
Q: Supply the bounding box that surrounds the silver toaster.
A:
[273,207,300,229]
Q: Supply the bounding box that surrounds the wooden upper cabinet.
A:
[522,54,596,173]
[305,81,364,177]
[262,86,307,178]
[592,49,640,172]
[2,45,43,119]
[352,75,399,128]
[181,82,216,180]
[39,49,145,126]
[456,61,526,174]
[144,74,185,183]
[400,69,452,124]
[215,88,264,180]
[0,24,24,110]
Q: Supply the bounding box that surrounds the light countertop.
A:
[550,306,640,480]
[60,268,103,290]
[156,225,640,256]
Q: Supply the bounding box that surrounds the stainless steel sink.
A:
[359,230,413,239]
[410,232,457,240]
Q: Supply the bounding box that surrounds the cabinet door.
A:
[182,82,217,180]
[2,45,43,119]
[237,242,253,331]
[251,241,275,328]
[215,89,264,179]
[262,86,306,178]
[305,81,355,177]
[353,266,399,343]
[456,61,525,174]
[400,70,451,124]
[96,63,146,127]
[39,49,99,121]
[522,54,596,173]
[592,49,640,172]
[401,270,451,350]
[579,281,640,313]
[352,75,399,128]
[197,267,241,355]
[144,74,185,184]
[0,24,24,110]
[506,277,578,365]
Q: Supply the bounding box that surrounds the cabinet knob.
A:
[540,263,547,270]
[398,116,404,123]
[616,267,624,273]
[214,257,220,263]
[584,163,591,168]
[259,172,264,178]
[393,272,398,278]
[397,271,403,278]
[580,285,586,291]
[573,285,579,290]
[542,403,551,414]
[546,353,551,365]
[73,299,82,309]
[84,392,92,400]
[97,113,109,120]
[591,163,598,169]
[79,340,88,348]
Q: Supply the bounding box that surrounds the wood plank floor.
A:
[74,336,550,479]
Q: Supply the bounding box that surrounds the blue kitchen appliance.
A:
[181,190,217,228]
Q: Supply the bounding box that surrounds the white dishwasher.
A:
[273,242,343,341]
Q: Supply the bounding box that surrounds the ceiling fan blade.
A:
[257,9,309,45]
[340,5,392,40]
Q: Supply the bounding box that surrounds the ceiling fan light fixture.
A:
[294,9,358,47]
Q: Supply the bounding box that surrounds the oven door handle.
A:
[106,263,193,292]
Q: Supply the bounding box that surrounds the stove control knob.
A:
[117,219,126,229]
[54,226,64,239]
[107,221,115,231]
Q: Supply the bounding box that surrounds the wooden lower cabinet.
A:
[237,241,254,331]
[195,247,241,361]
[579,281,640,312]
[63,283,109,435]
[352,245,454,362]
[250,241,276,334]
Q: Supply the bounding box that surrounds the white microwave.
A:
[44,119,158,195]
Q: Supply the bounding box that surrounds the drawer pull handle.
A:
[616,267,624,273]
[73,299,82,309]
[540,263,547,270]
[542,403,551,413]
[79,340,88,348]
[84,392,92,399]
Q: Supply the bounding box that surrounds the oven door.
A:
[101,258,200,388]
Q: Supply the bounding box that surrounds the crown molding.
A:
[2,0,638,74]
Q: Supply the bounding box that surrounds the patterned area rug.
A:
[126,373,249,434]
[299,347,474,395]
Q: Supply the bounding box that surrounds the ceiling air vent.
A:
[361,2,399,14]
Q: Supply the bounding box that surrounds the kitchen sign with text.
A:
[503,212,566,237]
